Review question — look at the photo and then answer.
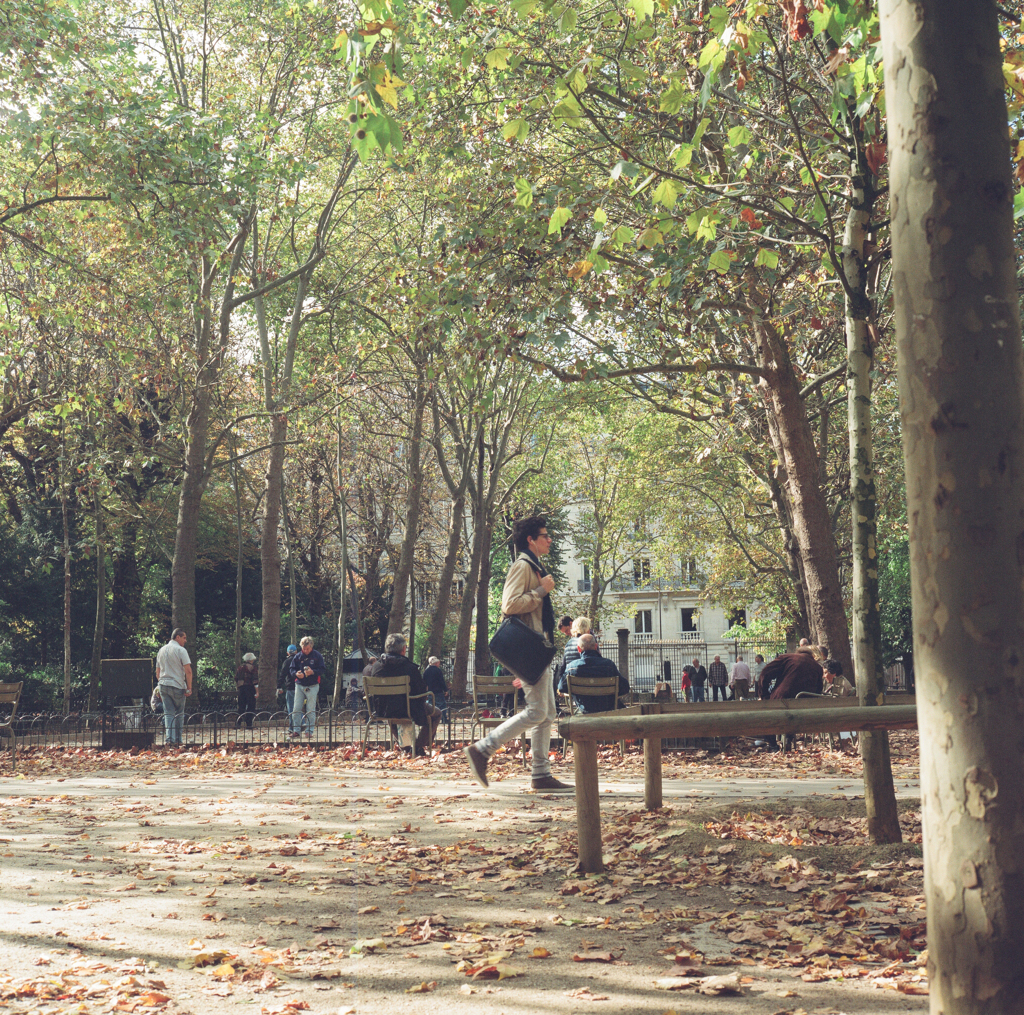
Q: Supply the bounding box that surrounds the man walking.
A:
[708,654,729,702]
[155,628,192,748]
[690,657,708,703]
[464,516,570,791]
[558,633,629,713]
[289,637,325,738]
[730,655,752,700]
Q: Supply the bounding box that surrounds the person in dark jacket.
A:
[369,634,442,756]
[422,656,448,718]
[551,616,574,697]
[235,652,258,728]
[278,644,299,733]
[289,637,326,738]
[756,648,824,750]
[691,657,708,702]
[558,634,630,713]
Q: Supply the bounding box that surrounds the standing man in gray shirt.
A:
[155,628,192,748]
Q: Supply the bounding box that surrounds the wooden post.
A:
[616,628,629,684]
[643,736,662,810]
[573,740,603,873]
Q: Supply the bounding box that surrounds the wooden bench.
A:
[558,697,917,873]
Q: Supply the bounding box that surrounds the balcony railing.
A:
[577,575,704,594]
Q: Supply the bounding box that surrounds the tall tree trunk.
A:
[61,462,71,715]
[232,453,244,670]
[843,129,901,844]
[88,492,105,712]
[283,489,298,648]
[426,491,466,658]
[332,428,349,708]
[881,1,1024,1008]
[349,564,368,666]
[588,548,601,624]
[257,413,288,708]
[755,320,852,678]
[452,498,486,699]
[386,370,427,639]
[473,514,494,676]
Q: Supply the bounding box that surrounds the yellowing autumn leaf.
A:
[566,260,593,280]
[405,981,437,993]
[374,72,405,109]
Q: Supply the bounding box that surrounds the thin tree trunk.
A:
[386,370,427,638]
[61,461,71,716]
[257,413,288,708]
[588,549,601,623]
[452,497,486,699]
[232,453,244,670]
[282,488,298,647]
[426,491,466,658]
[332,433,349,708]
[755,320,851,677]
[473,514,494,676]
[882,1,1024,1007]
[88,492,105,712]
[349,564,368,666]
[843,129,901,844]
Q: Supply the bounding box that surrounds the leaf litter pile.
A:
[0,732,927,1013]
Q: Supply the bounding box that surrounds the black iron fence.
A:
[5,706,493,752]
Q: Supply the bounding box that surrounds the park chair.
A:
[0,682,24,771]
[470,673,527,765]
[361,672,435,759]
[563,667,626,757]
[794,687,856,751]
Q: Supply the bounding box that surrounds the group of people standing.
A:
[152,631,327,746]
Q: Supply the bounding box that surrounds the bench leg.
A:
[573,740,603,874]
[644,736,662,810]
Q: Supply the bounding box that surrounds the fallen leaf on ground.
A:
[565,987,610,1000]
[405,981,437,993]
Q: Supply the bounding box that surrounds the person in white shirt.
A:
[729,655,752,700]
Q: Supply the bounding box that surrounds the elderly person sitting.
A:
[559,633,629,714]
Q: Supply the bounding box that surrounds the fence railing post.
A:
[616,628,630,688]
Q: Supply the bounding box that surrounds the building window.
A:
[633,558,651,584]
[728,609,747,629]
[583,563,590,583]
[634,609,653,634]
[681,608,697,633]
[683,556,698,583]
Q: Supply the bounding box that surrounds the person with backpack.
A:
[278,644,299,734]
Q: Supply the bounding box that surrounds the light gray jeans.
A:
[476,668,556,778]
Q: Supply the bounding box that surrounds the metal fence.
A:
[5,708,490,752]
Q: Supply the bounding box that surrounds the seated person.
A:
[823,658,855,696]
[368,633,442,756]
[558,633,629,714]
[344,678,364,712]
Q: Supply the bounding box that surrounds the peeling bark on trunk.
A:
[61,471,71,716]
[844,131,902,845]
[452,470,487,700]
[755,320,851,677]
[232,454,244,671]
[881,0,1024,1007]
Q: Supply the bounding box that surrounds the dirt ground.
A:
[0,733,929,1015]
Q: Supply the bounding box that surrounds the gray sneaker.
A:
[464,744,489,788]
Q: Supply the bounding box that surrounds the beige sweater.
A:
[501,554,548,635]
